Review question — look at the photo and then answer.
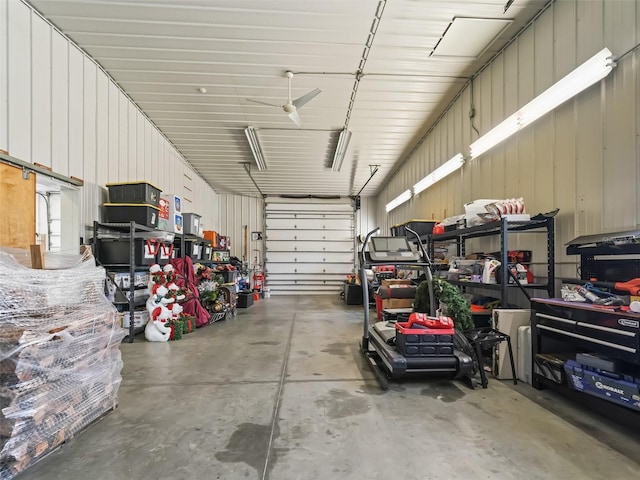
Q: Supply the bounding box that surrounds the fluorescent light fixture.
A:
[244,126,267,171]
[469,113,520,159]
[332,129,352,172]
[413,153,465,195]
[385,189,412,213]
[470,47,616,159]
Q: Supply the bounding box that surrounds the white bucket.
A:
[263,288,271,298]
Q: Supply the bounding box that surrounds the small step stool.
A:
[464,327,517,389]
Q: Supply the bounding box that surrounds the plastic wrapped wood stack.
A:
[0,249,125,480]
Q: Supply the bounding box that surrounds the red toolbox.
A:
[395,315,455,356]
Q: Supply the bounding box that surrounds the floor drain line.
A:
[261,311,296,480]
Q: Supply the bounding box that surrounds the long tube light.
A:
[470,47,616,159]
[332,129,352,172]
[413,153,465,195]
[385,189,412,213]
[244,126,267,171]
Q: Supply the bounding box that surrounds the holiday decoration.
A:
[170,257,210,327]
[144,304,172,342]
[193,263,230,322]
[145,264,192,341]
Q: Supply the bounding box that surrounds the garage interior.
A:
[2,1,640,479]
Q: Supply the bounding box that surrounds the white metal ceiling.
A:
[28,0,549,197]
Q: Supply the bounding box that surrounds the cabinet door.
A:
[0,163,35,248]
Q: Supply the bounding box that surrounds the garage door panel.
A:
[267,280,345,287]
[266,230,353,242]
[267,274,346,282]
[267,203,353,213]
[265,199,354,295]
[266,240,353,252]
[266,262,350,275]
[266,218,352,230]
[267,213,353,220]
[266,251,354,263]
[271,288,339,295]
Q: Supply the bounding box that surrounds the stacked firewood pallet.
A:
[0,251,125,480]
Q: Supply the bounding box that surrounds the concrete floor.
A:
[21,295,640,480]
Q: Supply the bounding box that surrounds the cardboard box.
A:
[382,298,414,310]
[381,279,412,287]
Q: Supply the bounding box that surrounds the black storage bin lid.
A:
[106,180,162,190]
[103,203,160,209]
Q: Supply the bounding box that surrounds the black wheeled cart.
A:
[359,227,477,390]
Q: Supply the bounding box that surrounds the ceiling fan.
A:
[246,71,321,127]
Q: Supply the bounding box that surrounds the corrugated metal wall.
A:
[377,0,640,279]
[0,1,218,242]
[356,196,378,238]
[217,194,264,267]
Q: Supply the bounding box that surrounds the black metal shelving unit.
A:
[177,233,202,260]
[93,221,168,343]
[423,217,556,301]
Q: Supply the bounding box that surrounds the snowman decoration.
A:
[144,264,173,342]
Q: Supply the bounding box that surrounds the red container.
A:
[158,242,174,262]
[406,313,454,329]
[395,321,455,356]
[375,294,382,320]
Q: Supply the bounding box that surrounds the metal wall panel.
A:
[1,1,220,247]
[136,110,145,180]
[117,92,128,181]
[68,45,83,178]
[107,81,119,182]
[375,0,640,280]
[7,1,30,161]
[144,121,152,181]
[488,56,506,201]
[532,12,555,216]
[0,1,7,150]
[149,127,158,185]
[31,15,50,167]
[96,69,109,190]
[218,194,263,263]
[552,0,578,277]
[83,58,97,235]
[355,196,376,238]
[603,0,637,232]
[127,102,137,180]
[51,30,68,175]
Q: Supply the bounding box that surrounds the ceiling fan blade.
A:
[292,88,321,109]
[288,110,303,127]
[246,98,282,108]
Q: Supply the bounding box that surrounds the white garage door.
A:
[265,198,355,295]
